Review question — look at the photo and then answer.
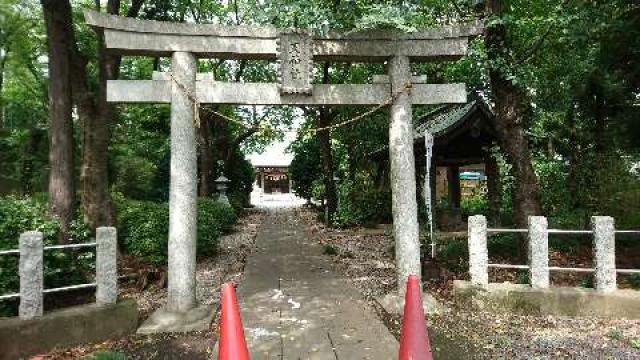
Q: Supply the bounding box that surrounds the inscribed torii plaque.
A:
[277,31,313,94]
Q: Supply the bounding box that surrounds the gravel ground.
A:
[43,208,265,360]
[299,208,640,359]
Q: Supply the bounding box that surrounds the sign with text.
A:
[277,32,313,95]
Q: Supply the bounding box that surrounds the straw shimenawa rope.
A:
[168,72,413,135]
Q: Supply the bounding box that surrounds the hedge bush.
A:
[333,180,392,227]
[197,198,236,256]
[116,197,236,265]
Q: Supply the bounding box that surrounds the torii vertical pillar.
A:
[167,51,198,312]
[388,56,421,294]
[139,51,212,334]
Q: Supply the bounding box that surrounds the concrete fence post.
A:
[528,216,549,289]
[592,216,616,293]
[468,215,488,288]
[96,227,118,304]
[19,231,43,319]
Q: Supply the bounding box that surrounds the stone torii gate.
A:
[85,11,480,332]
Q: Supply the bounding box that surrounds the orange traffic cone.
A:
[218,282,250,360]
[398,275,433,360]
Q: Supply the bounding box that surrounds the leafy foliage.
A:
[333,179,393,228]
[289,137,321,201]
[224,148,255,211]
[115,196,236,265]
[109,104,171,201]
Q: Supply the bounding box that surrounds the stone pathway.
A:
[237,206,398,359]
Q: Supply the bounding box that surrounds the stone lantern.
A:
[215,175,231,205]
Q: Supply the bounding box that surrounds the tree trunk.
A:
[566,105,581,209]
[485,150,501,225]
[198,107,216,197]
[447,165,461,209]
[318,63,337,224]
[485,0,542,231]
[489,75,541,228]
[21,128,44,195]
[318,108,338,223]
[75,0,144,230]
[41,0,76,243]
[593,88,606,165]
[79,0,119,230]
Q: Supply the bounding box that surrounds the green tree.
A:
[289,136,321,202]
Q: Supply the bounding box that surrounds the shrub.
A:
[460,192,488,217]
[439,239,469,274]
[116,197,236,265]
[333,179,392,227]
[516,270,529,284]
[351,187,392,224]
[487,233,520,258]
[0,195,60,244]
[116,199,170,265]
[228,191,249,213]
[323,244,338,256]
[627,274,640,289]
[197,198,236,257]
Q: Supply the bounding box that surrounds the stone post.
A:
[96,227,118,305]
[168,51,198,312]
[468,215,488,288]
[19,231,43,319]
[592,216,616,293]
[528,216,549,289]
[388,55,421,294]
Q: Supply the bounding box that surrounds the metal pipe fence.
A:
[0,227,118,319]
[469,215,639,293]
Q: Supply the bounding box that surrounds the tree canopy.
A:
[0,0,637,233]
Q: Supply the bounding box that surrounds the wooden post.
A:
[447,165,461,209]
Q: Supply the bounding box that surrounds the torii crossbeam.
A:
[85,10,481,332]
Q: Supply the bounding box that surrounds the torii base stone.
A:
[137,305,213,334]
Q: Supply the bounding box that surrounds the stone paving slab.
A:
[237,207,398,359]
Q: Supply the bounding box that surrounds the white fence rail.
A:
[468,215,640,293]
[0,227,117,319]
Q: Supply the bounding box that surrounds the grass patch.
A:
[86,351,127,360]
[323,244,338,256]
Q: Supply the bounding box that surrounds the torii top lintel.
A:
[84,11,483,62]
